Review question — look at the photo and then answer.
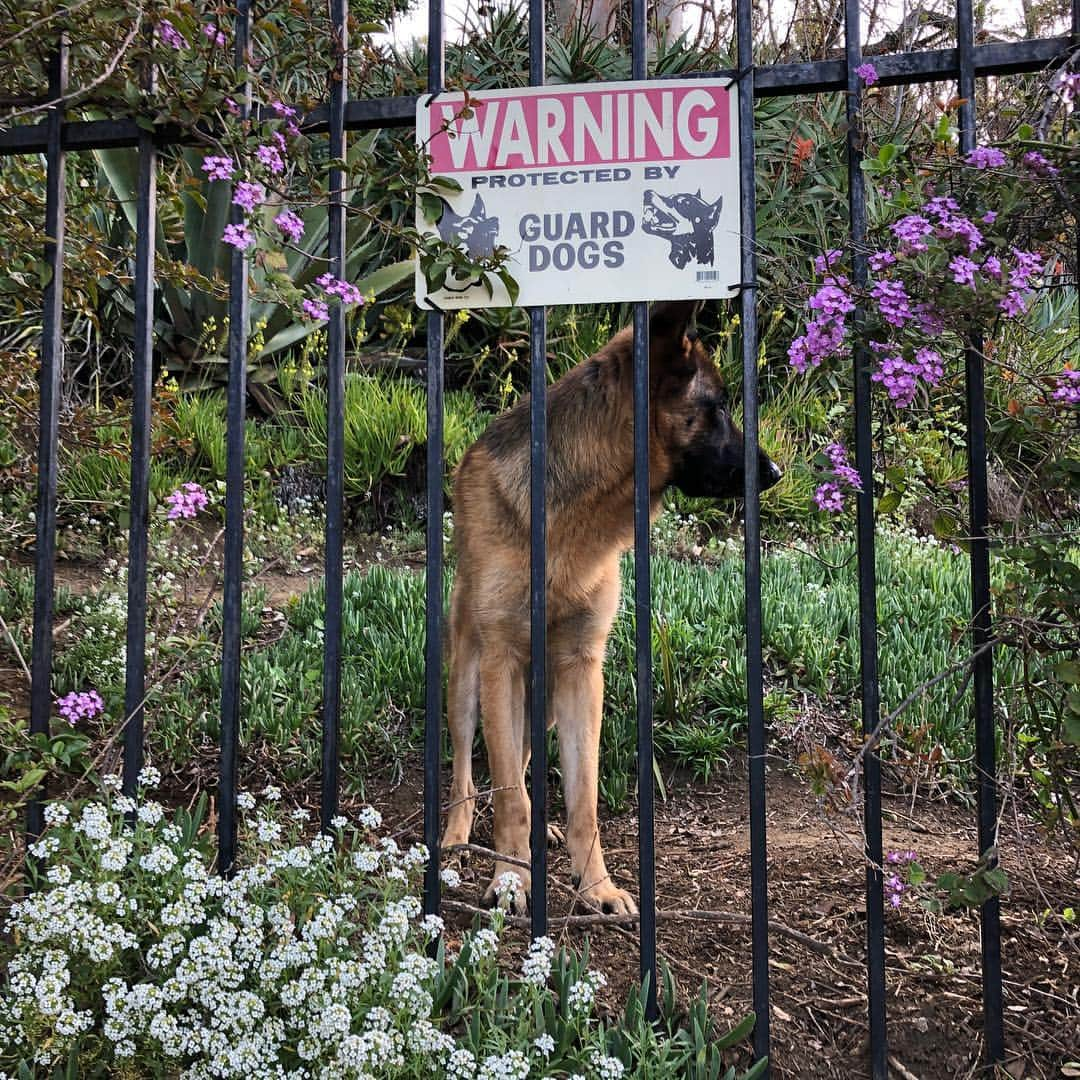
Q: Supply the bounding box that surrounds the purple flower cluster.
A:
[869,250,896,272]
[788,256,854,372]
[166,482,210,520]
[316,273,364,306]
[271,100,301,137]
[964,146,1007,169]
[856,63,879,86]
[914,196,987,262]
[202,155,236,182]
[885,850,917,909]
[913,302,945,336]
[57,689,104,725]
[813,443,862,514]
[999,290,1027,317]
[814,482,845,513]
[1022,150,1059,177]
[788,315,846,373]
[871,344,944,407]
[203,22,226,46]
[824,442,862,491]
[813,249,843,275]
[302,297,330,321]
[949,255,977,286]
[156,19,188,50]
[870,279,912,326]
[1052,368,1080,405]
[222,223,255,250]
[934,212,982,253]
[275,210,304,243]
[233,181,267,213]
[891,214,932,253]
[808,282,855,319]
[1009,249,1043,288]
[257,142,285,175]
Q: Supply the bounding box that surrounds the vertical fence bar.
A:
[218,0,252,876]
[320,0,348,834]
[27,39,68,846]
[956,0,1005,1064]
[122,52,158,801]
[527,0,548,939]
[843,3,888,1076]
[736,0,770,1068]
[630,0,657,1021]
[423,0,446,918]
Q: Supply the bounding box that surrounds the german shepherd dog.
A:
[444,301,782,914]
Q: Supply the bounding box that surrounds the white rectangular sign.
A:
[415,78,741,309]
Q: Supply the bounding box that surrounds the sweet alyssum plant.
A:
[2,774,763,1079]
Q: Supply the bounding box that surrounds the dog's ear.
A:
[649,300,699,345]
[649,300,701,382]
[470,194,486,217]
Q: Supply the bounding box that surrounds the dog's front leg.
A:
[479,653,531,913]
[554,652,638,916]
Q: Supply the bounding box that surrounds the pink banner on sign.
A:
[427,85,731,173]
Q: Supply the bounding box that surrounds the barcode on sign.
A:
[696,270,721,282]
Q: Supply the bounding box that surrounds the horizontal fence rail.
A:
[0,37,1072,155]
[13,2,1077,1076]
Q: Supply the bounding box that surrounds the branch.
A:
[439,898,844,958]
[2,7,144,127]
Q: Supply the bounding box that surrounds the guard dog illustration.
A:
[443,301,783,914]
[435,194,500,292]
[642,189,723,269]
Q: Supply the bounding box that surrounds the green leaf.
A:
[1054,659,1080,685]
[877,490,902,514]
[428,175,463,193]
[932,511,957,540]
[419,193,443,223]
[877,143,898,167]
[1063,711,1080,746]
[352,259,414,300]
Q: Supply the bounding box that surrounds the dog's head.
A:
[435,194,501,292]
[642,190,723,268]
[436,194,500,258]
[648,300,783,500]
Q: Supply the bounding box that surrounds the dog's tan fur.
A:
[443,301,779,913]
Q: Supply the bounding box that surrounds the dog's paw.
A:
[481,864,531,916]
[578,879,638,917]
[440,827,472,854]
[546,823,565,848]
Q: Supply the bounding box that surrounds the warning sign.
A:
[415,78,740,309]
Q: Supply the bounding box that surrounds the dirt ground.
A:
[347,765,1079,1080]
[3,560,1078,1079]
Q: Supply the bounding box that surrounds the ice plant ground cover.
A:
[1,778,764,1079]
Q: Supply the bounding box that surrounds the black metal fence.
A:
[6,2,1077,1076]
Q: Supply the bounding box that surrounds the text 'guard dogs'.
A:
[444,301,783,914]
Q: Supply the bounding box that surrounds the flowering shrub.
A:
[2,779,762,1078]
[787,136,1065,405]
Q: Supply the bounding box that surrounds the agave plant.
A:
[92,131,412,391]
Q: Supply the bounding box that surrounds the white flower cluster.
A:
[566,970,608,1012]
[2,790,629,1079]
[521,936,557,986]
